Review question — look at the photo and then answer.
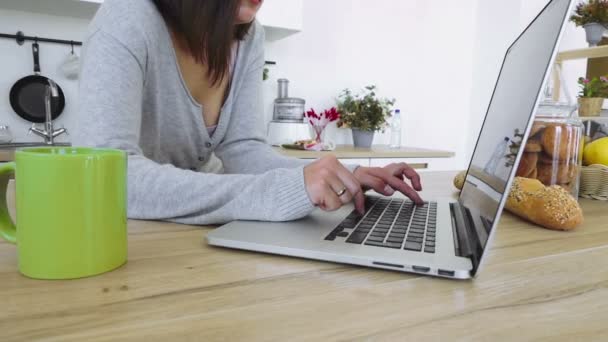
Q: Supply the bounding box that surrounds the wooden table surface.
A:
[1,172,607,341]
[274,145,455,159]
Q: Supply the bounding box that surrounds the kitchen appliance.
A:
[267,79,311,146]
[10,41,65,123]
[273,79,305,122]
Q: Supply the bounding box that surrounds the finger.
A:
[333,163,365,214]
[400,164,423,191]
[357,172,393,196]
[368,168,424,205]
[325,173,353,204]
[319,182,343,211]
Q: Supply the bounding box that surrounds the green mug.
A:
[0,147,127,280]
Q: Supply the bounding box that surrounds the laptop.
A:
[207,0,575,279]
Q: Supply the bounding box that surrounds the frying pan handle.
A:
[32,41,41,75]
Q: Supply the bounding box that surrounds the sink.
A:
[0,142,72,149]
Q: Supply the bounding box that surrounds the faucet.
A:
[29,80,67,145]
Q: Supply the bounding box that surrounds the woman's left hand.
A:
[353,163,424,205]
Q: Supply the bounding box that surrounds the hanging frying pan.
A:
[9,41,65,123]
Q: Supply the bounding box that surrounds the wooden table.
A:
[1,172,607,341]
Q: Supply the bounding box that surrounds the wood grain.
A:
[0,172,606,341]
[274,145,454,159]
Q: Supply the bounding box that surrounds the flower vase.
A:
[312,126,325,143]
[352,129,375,148]
[583,23,606,47]
[578,97,604,117]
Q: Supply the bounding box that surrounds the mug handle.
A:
[0,163,16,244]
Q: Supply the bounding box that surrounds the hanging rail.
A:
[0,31,82,47]
[0,30,277,64]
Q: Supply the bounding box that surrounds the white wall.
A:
[520,0,587,104]
[1,0,588,172]
[263,0,479,170]
[0,9,88,143]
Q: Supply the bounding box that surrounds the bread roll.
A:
[506,177,583,230]
[537,162,577,185]
[529,168,538,179]
[530,122,546,138]
[454,170,466,190]
[516,152,538,177]
[541,124,578,161]
[524,140,543,153]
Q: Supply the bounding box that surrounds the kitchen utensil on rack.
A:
[9,41,65,123]
[59,41,80,80]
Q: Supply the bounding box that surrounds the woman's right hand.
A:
[304,156,366,214]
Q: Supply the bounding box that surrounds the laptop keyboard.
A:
[325,196,437,254]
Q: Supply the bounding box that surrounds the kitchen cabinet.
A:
[256,0,303,41]
[0,0,303,41]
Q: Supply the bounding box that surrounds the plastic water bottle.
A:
[390,109,402,149]
[484,137,510,176]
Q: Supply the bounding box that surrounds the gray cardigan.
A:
[74,0,357,225]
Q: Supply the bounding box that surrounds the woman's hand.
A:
[353,163,424,205]
[304,156,365,214]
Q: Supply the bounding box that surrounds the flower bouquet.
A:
[304,107,341,151]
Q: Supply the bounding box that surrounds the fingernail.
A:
[384,185,395,195]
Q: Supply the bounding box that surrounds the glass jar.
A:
[516,113,583,199]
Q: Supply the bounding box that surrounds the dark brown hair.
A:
[152,0,253,85]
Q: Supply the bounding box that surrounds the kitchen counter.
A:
[275,145,455,170]
[0,142,71,162]
[1,172,606,340]
[275,144,454,159]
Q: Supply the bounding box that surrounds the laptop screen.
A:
[459,0,572,270]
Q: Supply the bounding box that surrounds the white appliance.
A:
[266,79,311,146]
[267,121,311,146]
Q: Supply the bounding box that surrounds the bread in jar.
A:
[524,140,543,153]
[516,152,538,177]
[541,124,579,161]
[530,122,546,138]
[537,162,577,185]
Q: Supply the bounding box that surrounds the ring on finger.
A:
[336,187,348,197]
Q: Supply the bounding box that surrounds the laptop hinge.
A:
[450,202,481,271]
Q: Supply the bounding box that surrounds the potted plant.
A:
[336,85,395,148]
[570,0,608,47]
[577,76,608,116]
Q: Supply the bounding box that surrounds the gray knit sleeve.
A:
[75,30,315,224]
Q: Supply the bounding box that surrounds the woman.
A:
[75,0,423,225]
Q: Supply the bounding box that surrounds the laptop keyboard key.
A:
[346,233,368,244]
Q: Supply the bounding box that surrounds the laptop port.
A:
[412,266,430,273]
[438,269,455,277]
[373,262,404,269]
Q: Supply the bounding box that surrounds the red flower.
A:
[323,107,341,122]
[306,109,320,120]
